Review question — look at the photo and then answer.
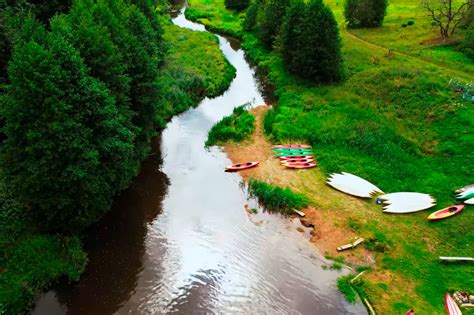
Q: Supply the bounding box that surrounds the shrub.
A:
[401,23,407,28]
[278,0,343,82]
[247,179,309,214]
[344,0,388,28]
[206,105,255,146]
[460,25,474,59]
[407,20,415,26]
[337,276,357,303]
[225,0,250,11]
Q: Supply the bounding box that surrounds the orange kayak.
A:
[283,162,317,169]
[280,158,314,164]
[225,161,259,172]
[427,205,464,221]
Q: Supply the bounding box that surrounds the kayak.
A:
[272,147,312,151]
[274,152,314,157]
[427,205,464,221]
[225,161,259,172]
[272,144,311,149]
[284,163,317,169]
[280,158,314,164]
[445,293,462,315]
[273,149,314,154]
[278,155,314,161]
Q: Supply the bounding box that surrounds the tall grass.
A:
[247,179,308,214]
[206,104,255,146]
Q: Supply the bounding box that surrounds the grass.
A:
[0,14,236,315]
[206,104,255,146]
[337,275,358,303]
[247,179,309,214]
[185,0,474,313]
[185,0,245,38]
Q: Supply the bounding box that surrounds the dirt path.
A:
[343,27,471,79]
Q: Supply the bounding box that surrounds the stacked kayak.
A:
[455,184,474,204]
[272,145,317,169]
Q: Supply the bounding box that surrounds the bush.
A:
[401,23,407,28]
[344,0,388,28]
[247,179,309,214]
[407,20,415,26]
[337,275,357,303]
[460,25,474,59]
[225,0,249,11]
[278,0,343,82]
[206,105,255,146]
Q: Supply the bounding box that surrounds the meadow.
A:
[187,0,474,313]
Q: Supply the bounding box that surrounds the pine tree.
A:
[225,0,250,11]
[344,0,388,29]
[279,0,343,82]
[1,23,136,231]
[258,0,290,49]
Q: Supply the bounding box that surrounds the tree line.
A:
[0,0,165,233]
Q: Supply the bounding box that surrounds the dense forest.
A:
[0,0,235,313]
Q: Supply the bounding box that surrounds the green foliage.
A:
[407,20,415,26]
[337,275,357,303]
[225,0,249,11]
[344,0,388,28]
[258,0,290,48]
[243,2,258,31]
[2,24,136,231]
[247,179,309,214]
[206,105,255,146]
[278,0,343,82]
[460,25,474,59]
[0,235,86,314]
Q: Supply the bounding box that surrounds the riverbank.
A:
[188,0,474,313]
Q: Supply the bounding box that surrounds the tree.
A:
[278,0,343,82]
[225,0,249,11]
[344,0,388,28]
[422,0,474,38]
[1,23,136,231]
[259,0,290,48]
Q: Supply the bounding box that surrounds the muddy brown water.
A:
[31,7,366,315]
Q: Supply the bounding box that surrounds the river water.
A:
[31,6,365,315]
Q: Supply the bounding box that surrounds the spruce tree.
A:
[279,0,343,82]
[1,23,136,231]
[258,0,290,49]
[225,0,250,11]
[344,0,388,28]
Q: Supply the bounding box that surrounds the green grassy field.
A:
[186,0,474,313]
[206,105,255,146]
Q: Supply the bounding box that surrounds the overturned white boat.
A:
[327,172,383,198]
[465,198,474,205]
[379,192,436,213]
[454,184,474,194]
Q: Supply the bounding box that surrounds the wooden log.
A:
[293,209,305,217]
[353,238,365,247]
[350,271,365,283]
[337,243,354,251]
[364,298,376,315]
[439,256,474,261]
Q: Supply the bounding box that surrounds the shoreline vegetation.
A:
[192,0,474,313]
[0,1,235,313]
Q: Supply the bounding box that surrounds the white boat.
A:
[326,172,383,198]
[379,192,436,213]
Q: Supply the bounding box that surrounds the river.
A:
[31,5,366,315]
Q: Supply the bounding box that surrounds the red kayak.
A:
[278,155,313,161]
[280,158,313,164]
[427,205,464,221]
[445,293,462,315]
[284,162,317,169]
[272,144,311,149]
[225,161,259,172]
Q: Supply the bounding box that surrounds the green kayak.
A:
[273,148,314,153]
[274,152,314,157]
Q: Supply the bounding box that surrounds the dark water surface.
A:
[32,7,366,315]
